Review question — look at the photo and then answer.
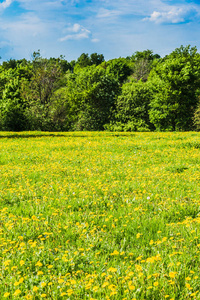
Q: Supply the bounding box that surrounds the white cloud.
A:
[67,23,81,33]
[144,7,187,24]
[59,24,91,41]
[0,0,13,10]
[97,8,121,18]
[91,38,100,43]
[0,13,47,37]
[0,0,200,62]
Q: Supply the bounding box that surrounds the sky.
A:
[0,0,200,62]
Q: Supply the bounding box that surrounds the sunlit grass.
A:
[0,131,200,299]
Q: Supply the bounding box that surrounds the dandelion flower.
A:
[3,292,10,298]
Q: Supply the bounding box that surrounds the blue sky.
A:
[0,0,200,62]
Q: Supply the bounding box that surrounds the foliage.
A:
[0,76,27,131]
[130,50,161,82]
[0,45,200,132]
[21,52,65,131]
[149,45,200,131]
[131,49,160,62]
[64,65,120,130]
[74,52,105,72]
[106,80,154,131]
[101,57,133,84]
[193,96,200,130]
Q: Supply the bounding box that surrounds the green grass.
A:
[0,131,200,299]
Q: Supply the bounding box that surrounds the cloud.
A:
[59,23,91,41]
[96,8,121,18]
[0,0,13,10]
[67,23,81,33]
[91,38,100,43]
[0,0,200,62]
[0,13,47,37]
[145,8,186,24]
[144,1,199,25]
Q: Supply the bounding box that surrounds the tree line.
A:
[1,45,200,132]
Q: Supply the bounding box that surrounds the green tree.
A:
[63,65,120,130]
[102,58,132,84]
[76,53,91,68]
[0,63,32,131]
[90,53,104,66]
[193,99,200,130]
[131,50,160,82]
[149,45,200,131]
[131,50,160,62]
[74,53,105,72]
[106,80,154,131]
[22,51,64,130]
[0,76,27,131]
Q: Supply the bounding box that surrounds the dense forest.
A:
[1,45,200,132]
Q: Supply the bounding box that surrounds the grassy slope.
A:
[0,132,200,299]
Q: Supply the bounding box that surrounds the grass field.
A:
[0,131,200,300]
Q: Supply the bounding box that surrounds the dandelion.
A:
[185,276,191,281]
[61,292,67,296]
[67,289,73,296]
[136,233,142,238]
[3,292,10,298]
[35,261,43,267]
[153,281,159,287]
[169,272,177,279]
[107,267,117,273]
[102,282,109,288]
[4,260,11,266]
[93,286,99,292]
[48,265,53,269]
[111,250,119,255]
[25,295,33,299]
[13,289,21,296]
[41,282,47,288]
[20,260,25,266]
[18,277,24,284]
[37,271,44,275]
[58,279,64,284]
[110,291,117,296]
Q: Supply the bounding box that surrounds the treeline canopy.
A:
[1,45,200,132]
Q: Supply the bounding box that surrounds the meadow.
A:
[0,131,200,300]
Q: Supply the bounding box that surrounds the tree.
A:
[106,80,154,131]
[131,50,160,62]
[21,51,65,130]
[63,65,120,130]
[0,63,32,131]
[0,76,27,131]
[74,53,105,72]
[102,58,132,84]
[193,97,200,130]
[76,53,91,68]
[131,50,160,82]
[148,45,200,131]
[90,53,104,66]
